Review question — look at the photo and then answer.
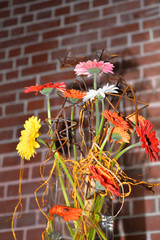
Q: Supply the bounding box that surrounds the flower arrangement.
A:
[14,50,160,240]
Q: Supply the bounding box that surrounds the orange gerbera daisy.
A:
[136,120,160,162]
[102,110,129,131]
[62,89,86,99]
[24,82,66,95]
[89,166,120,199]
[110,127,130,144]
[49,205,82,222]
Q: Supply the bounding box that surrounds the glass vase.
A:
[45,165,114,240]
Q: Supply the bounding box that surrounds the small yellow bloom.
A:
[16,116,41,161]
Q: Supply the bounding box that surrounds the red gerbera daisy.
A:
[24,82,66,95]
[102,110,129,131]
[136,120,160,162]
[62,89,86,99]
[49,205,82,222]
[89,166,120,199]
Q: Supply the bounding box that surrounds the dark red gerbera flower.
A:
[89,166,120,199]
[49,205,82,222]
[136,120,160,162]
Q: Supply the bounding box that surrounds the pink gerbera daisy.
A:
[74,59,114,77]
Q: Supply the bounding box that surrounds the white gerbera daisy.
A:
[83,84,118,102]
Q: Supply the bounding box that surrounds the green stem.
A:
[97,99,105,137]
[71,106,77,161]
[108,141,115,156]
[100,126,113,154]
[114,142,142,160]
[58,157,84,209]
[93,73,99,135]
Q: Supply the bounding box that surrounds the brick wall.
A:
[0,0,160,239]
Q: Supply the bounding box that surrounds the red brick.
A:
[21,14,33,23]
[13,0,37,4]
[144,0,159,5]
[5,103,24,115]
[132,32,149,43]
[6,70,18,80]
[26,228,45,240]
[133,199,156,214]
[22,63,56,76]
[144,40,160,53]
[144,65,160,77]
[147,106,160,117]
[91,40,107,52]
[103,1,140,15]
[65,10,99,24]
[0,93,16,104]
[16,57,28,67]
[0,51,5,59]
[31,164,52,179]
[80,17,116,32]
[3,155,20,167]
[29,0,62,11]
[114,234,146,240]
[7,181,45,196]
[0,114,32,128]
[74,2,89,11]
[0,130,13,141]
[154,29,160,39]
[102,23,139,37]
[147,165,160,179]
[51,46,87,60]
[0,30,8,38]
[143,17,160,29]
[27,19,60,32]
[43,26,76,39]
[0,186,4,198]
[55,6,70,16]
[0,214,13,230]
[32,53,48,64]
[11,27,24,36]
[146,215,160,231]
[40,71,75,84]
[36,10,51,19]
[16,212,36,227]
[0,61,12,70]
[0,34,38,49]
[3,18,17,27]
[0,1,8,8]
[0,9,10,18]
[9,48,21,57]
[62,32,98,46]
[151,233,160,240]
[111,36,128,47]
[0,198,26,214]
[14,6,26,15]
[0,231,23,240]
[27,99,44,111]
[0,167,28,182]
[121,7,159,22]
[93,0,109,7]
[25,40,58,54]
[115,45,140,57]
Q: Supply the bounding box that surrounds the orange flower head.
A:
[49,205,82,222]
[89,166,120,199]
[128,115,145,132]
[110,127,130,144]
[102,110,129,131]
[62,89,86,100]
[136,120,160,162]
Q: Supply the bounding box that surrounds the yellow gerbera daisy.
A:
[16,116,41,160]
